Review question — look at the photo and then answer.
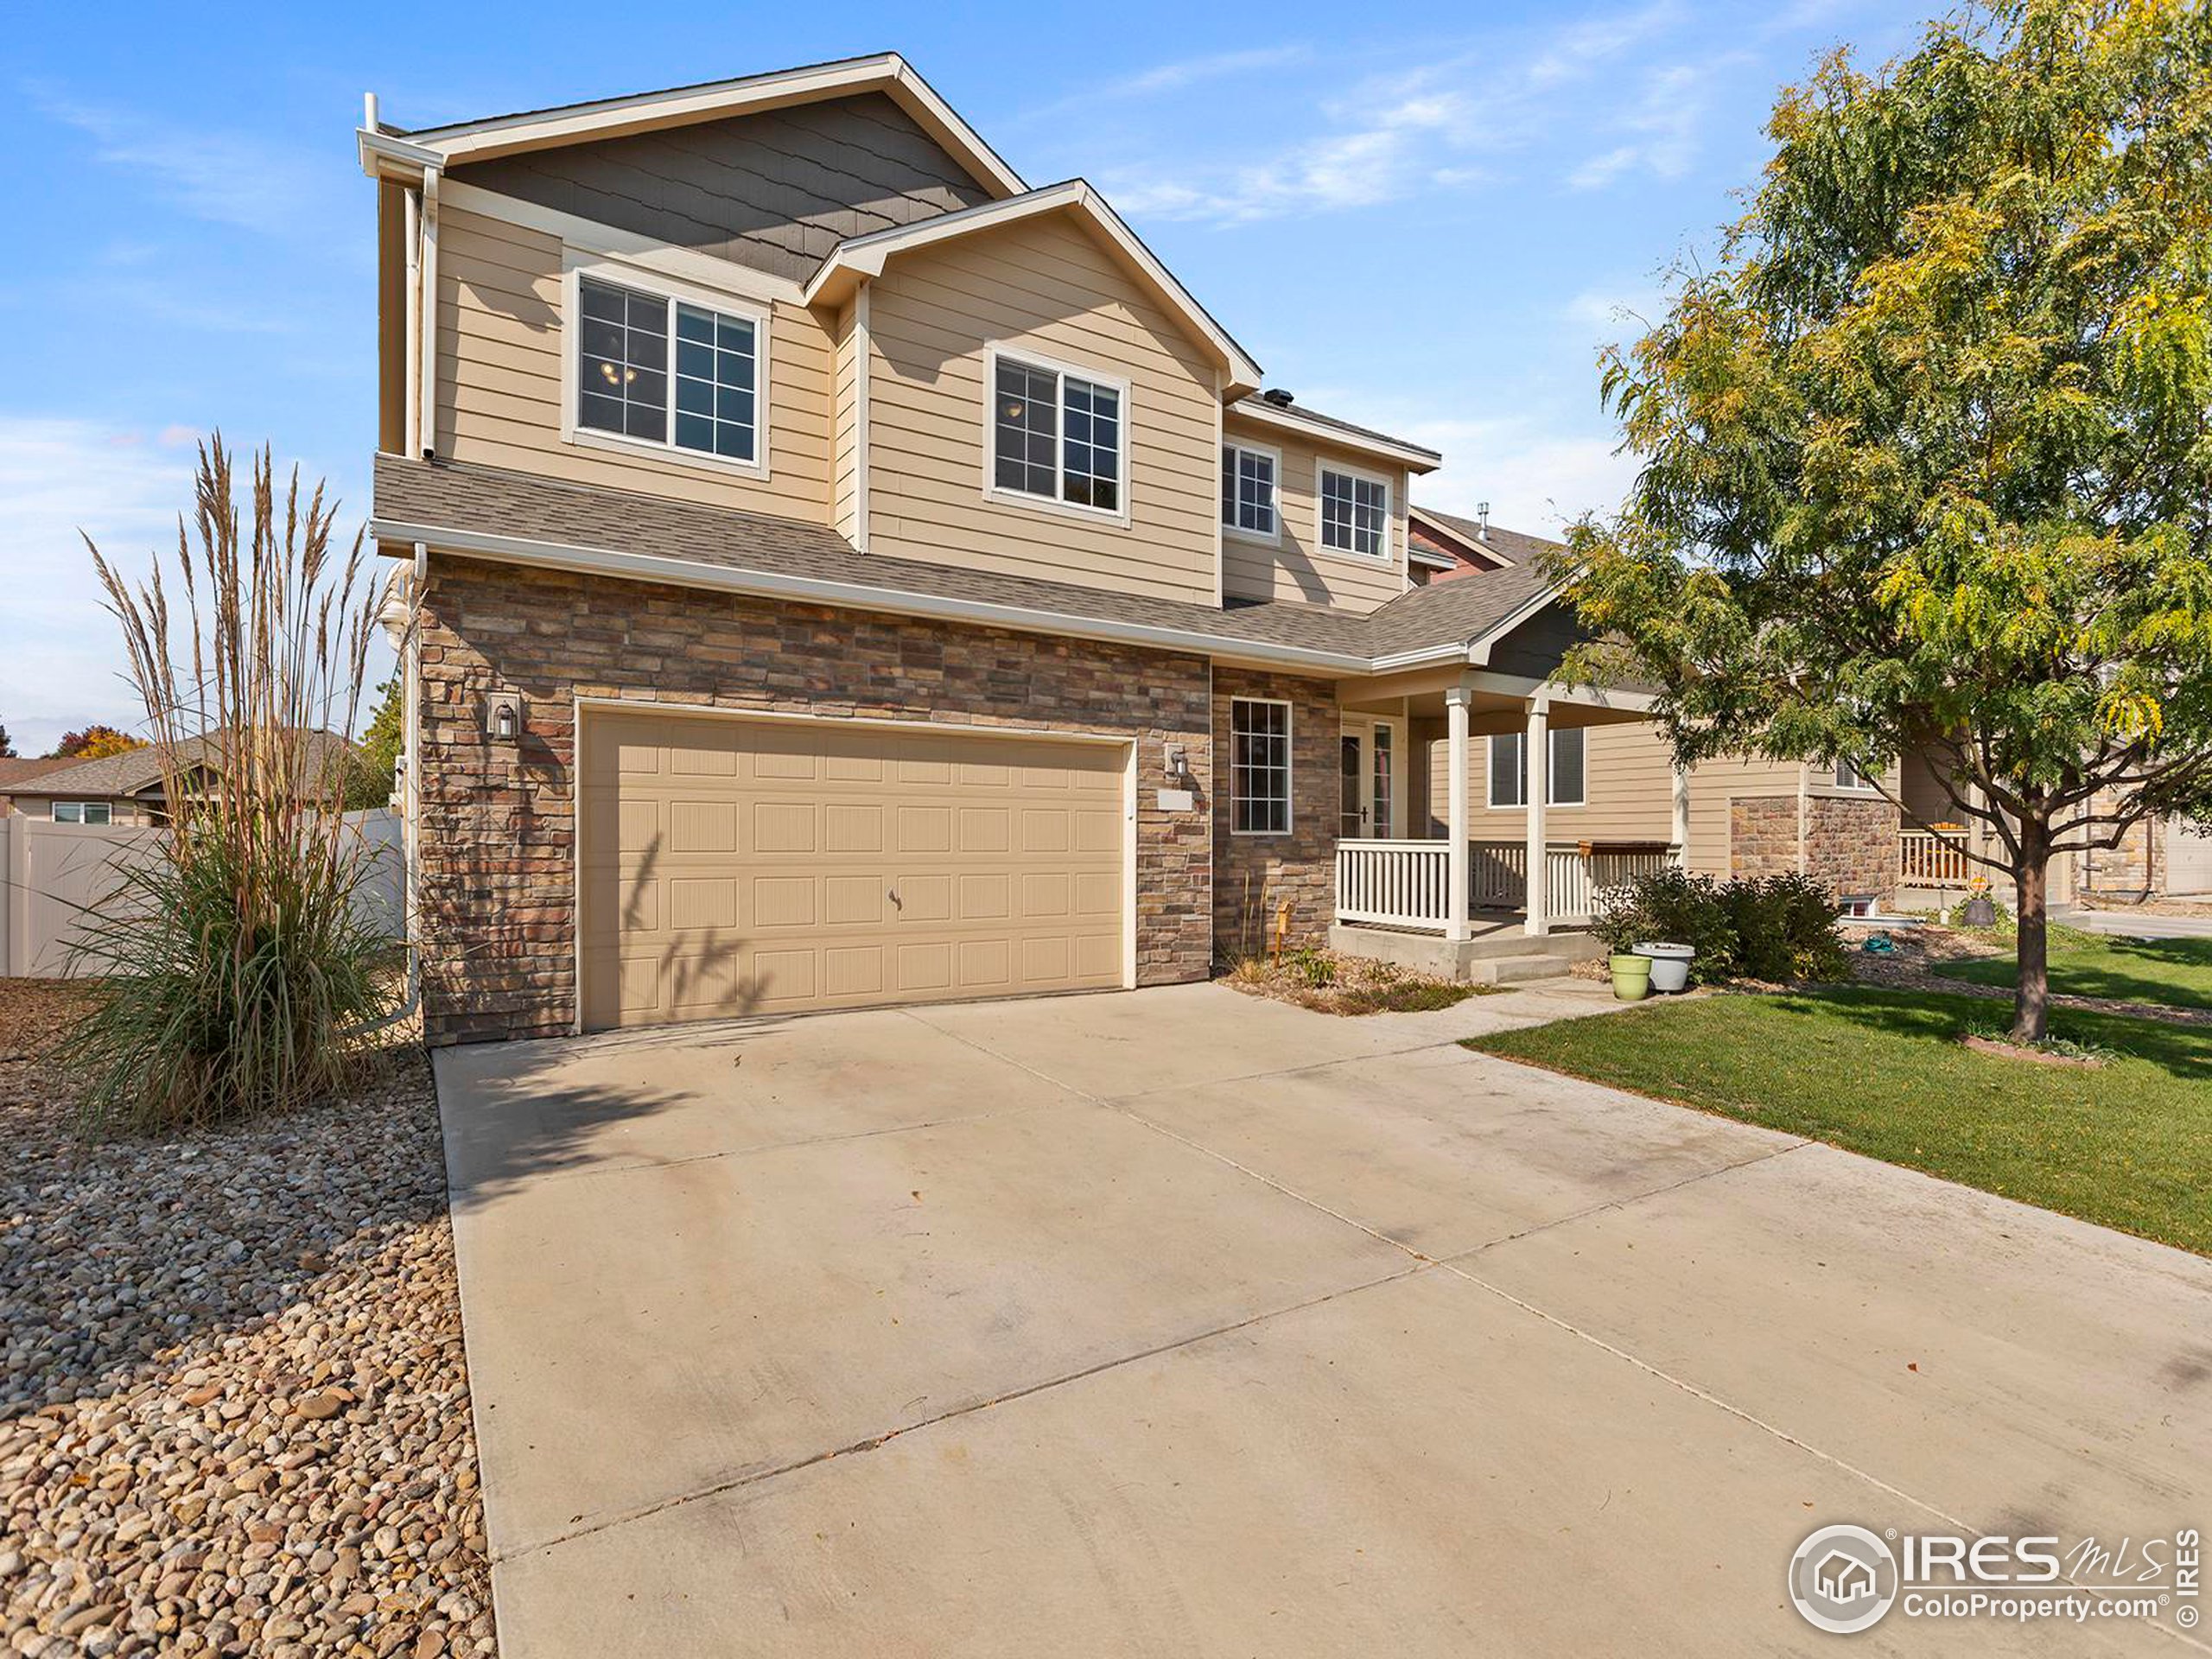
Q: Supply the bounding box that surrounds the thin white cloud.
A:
[1567,61,1723,190]
[28,89,327,239]
[1013,44,1313,124]
[1103,81,1490,223]
[1528,0,1685,87]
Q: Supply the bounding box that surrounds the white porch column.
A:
[1445,686,1472,943]
[1671,763,1691,865]
[1524,695,1550,938]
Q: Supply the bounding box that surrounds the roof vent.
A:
[1477,501,1491,540]
[1260,387,1295,407]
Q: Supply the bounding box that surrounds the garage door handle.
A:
[888,887,902,909]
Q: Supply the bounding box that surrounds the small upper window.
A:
[53,801,113,826]
[575,275,760,467]
[1230,698,1292,835]
[991,354,1122,513]
[1221,444,1278,538]
[1319,465,1389,559]
[1834,758,1877,791]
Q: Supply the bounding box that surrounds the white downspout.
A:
[416,166,442,460]
[403,186,422,455]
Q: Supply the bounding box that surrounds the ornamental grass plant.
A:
[69,437,396,1135]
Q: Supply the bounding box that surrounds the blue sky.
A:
[1,0,1933,757]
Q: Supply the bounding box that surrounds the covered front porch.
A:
[1330,664,1684,941]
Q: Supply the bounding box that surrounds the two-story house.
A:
[358,54,1750,1044]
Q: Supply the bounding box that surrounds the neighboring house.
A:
[357,53,1915,1046]
[1406,513,1904,906]
[3,733,355,827]
[0,757,83,818]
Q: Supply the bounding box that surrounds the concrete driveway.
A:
[435,982,2212,1657]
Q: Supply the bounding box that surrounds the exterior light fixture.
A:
[486,692,523,743]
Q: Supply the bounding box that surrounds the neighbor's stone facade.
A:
[1727,795,1800,882]
[1804,794,1902,902]
[1211,665,1341,963]
[414,557,1215,1044]
[1730,791,1900,900]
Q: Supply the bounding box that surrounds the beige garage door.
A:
[579,710,1128,1029]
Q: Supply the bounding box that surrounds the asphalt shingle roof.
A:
[1229,397,1440,464]
[1410,506,1569,571]
[8,732,355,800]
[372,456,1564,667]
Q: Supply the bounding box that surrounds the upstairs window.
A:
[1834,758,1877,791]
[1318,464,1390,559]
[1221,443,1279,539]
[990,352,1123,514]
[575,273,761,469]
[1230,698,1292,835]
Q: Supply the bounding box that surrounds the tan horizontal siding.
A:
[1220,414,1407,613]
[434,204,835,524]
[862,210,1219,603]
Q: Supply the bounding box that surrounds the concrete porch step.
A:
[1328,924,1603,984]
[1470,953,1585,986]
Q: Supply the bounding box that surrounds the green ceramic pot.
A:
[1610,952,1653,1002]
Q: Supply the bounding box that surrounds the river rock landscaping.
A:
[0,980,493,1658]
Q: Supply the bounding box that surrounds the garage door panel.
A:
[748,876,816,928]
[582,712,1129,1030]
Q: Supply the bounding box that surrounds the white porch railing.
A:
[1337,839,1681,932]
[1900,827,1971,887]
[1335,840,1455,928]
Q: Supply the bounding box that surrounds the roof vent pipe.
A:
[1260,387,1295,407]
[1477,501,1491,539]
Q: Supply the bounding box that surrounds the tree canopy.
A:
[52,724,147,760]
[1562,0,2212,1037]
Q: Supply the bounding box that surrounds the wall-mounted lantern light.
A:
[486,692,523,743]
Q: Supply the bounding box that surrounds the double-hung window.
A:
[575,273,762,468]
[1318,464,1389,559]
[52,802,113,825]
[1833,758,1876,791]
[1488,728,1586,808]
[1230,698,1292,835]
[990,353,1123,513]
[1221,443,1279,539]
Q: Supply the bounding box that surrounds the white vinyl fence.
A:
[0,808,402,977]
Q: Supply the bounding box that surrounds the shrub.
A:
[71,438,397,1135]
[1592,868,1847,986]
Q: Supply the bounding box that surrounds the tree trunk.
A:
[2013,830,2050,1044]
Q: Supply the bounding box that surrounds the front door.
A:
[1338,718,1405,839]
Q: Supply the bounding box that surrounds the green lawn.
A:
[1933,925,2212,1012]
[1468,988,2212,1255]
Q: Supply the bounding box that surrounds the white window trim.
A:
[1829,758,1879,792]
[980,343,1133,529]
[1313,457,1395,564]
[52,801,114,825]
[559,251,773,482]
[1485,730,1586,809]
[1221,440,1282,546]
[1229,696,1294,837]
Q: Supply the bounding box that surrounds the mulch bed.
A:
[0,981,494,1658]
[1223,950,1500,1015]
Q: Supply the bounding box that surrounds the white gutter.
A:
[368,518,1376,674]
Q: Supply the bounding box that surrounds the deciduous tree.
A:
[1563,0,2212,1040]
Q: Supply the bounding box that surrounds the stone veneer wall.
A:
[1804,795,1902,901]
[1729,792,1900,899]
[1727,795,1801,881]
[414,557,1214,1043]
[1211,665,1341,963]
[2079,787,2155,901]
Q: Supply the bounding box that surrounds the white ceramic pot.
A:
[1634,941,1694,993]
